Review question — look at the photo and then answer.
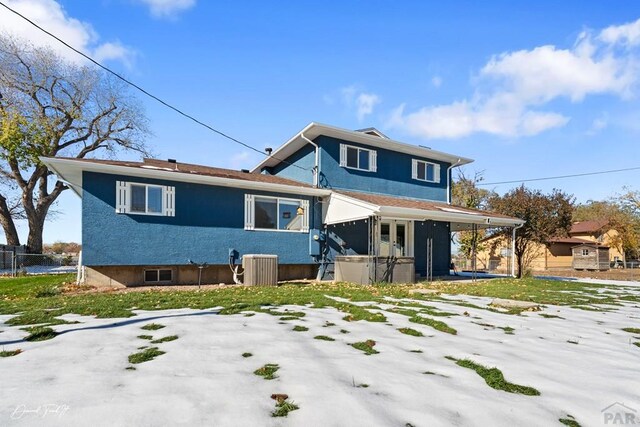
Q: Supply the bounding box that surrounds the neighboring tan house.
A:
[476,220,622,272]
[43,122,523,287]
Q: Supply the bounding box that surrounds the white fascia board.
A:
[376,206,525,227]
[251,122,473,172]
[40,157,332,198]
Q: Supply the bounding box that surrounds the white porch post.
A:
[511,226,516,277]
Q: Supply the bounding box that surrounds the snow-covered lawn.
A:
[1,286,639,426]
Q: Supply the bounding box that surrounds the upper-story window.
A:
[412,159,440,183]
[581,248,590,256]
[340,144,377,172]
[244,194,309,232]
[115,181,175,216]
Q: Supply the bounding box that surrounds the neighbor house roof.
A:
[40,157,329,197]
[547,237,593,245]
[325,190,524,228]
[570,220,609,234]
[251,122,473,173]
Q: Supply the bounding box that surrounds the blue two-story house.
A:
[42,122,523,287]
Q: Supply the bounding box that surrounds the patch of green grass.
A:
[292,325,308,332]
[24,326,57,341]
[269,310,306,318]
[633,342,640,348]
[137,335,153,340]
[350,340,379,355]
[280,316,302,321]
[254,364,279,380]
[272,400,299,417]
[356,383,369,388]
[244,312,255,317]
[125,366,136,370]
[128,347,165,364]
[0,349,22,357]
[559,414,581,427]
[323,321,336,327]
[141,323,165,331]
[314,335,335,341]
[447,356,540,396]
[242,352,253,358]
[409,349,423,353]
[409,315,457,335]
[35,287,62,298]
[498,326,515,335]
[151,335,178,344]
[340,329,350,334]
[622,327,640,334]
[539,313,564,319]
[0,274,73,300]
[397,327,423,337]
[567,340,579,345]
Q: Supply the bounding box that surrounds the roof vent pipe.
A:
[265,147,273,155]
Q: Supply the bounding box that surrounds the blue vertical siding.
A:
[82,172,318,266]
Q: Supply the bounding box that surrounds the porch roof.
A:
[325,191,524,229]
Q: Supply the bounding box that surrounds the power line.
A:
[478,166,640,186]
[0,1,308,172]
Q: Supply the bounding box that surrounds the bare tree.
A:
[0,34,149,252]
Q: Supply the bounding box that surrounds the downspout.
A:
[446,158,462,204]
[300,132,319,188]
[511,223,524,277]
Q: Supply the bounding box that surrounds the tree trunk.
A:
[26,212,45,253]
[0,195,20,246]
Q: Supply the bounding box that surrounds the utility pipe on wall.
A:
[300,132,320,188]
[446,158,462,204]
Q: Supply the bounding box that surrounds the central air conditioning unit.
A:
[242,254,278,286]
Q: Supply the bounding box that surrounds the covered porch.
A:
[321,191,524,284]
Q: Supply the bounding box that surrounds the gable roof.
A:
[250,122,473,173]
[41,157,328,197]
[326,190,523,228]
[547,237,593,245]
[570,220,609,234]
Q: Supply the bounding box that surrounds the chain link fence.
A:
[0,253,78,276]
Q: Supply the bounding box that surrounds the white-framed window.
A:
[581,249,590,256]
[339,143,377,172]
[412,159,440,183]
[116,181,175,216]
[144,268,173,283]
[244,194,309,232]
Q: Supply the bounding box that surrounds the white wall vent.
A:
[242,254,278,286]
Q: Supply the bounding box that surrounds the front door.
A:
[379,220,412,257]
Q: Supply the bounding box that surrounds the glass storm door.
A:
[379,220,411,257]
[379,222,391,257]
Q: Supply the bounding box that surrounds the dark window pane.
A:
[346,147,358,168]
[148,187,163,213]
[417,162,426,180]
[145,270,158,282]
[158,269,172,281]
[359,149,369,170]
[131,185,146,212]
[426,164,435,182]
[279,201,302,230]
[254,197,277,229]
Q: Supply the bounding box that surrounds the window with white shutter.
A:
[411,160,440,183]
[115,181,175,216]
[339,143,376,172]
[245,194,309,233]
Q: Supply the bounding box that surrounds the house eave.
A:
[251,122,474,173]
[40,157,332,198]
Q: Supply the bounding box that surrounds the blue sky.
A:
[2,0,640,244]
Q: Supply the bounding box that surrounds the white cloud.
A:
[586,113,609,135]
[388,18,640,139]
[599,17,640,47]
[1,0,134,66]
[136,0,196,18]
[340,85,381,122]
